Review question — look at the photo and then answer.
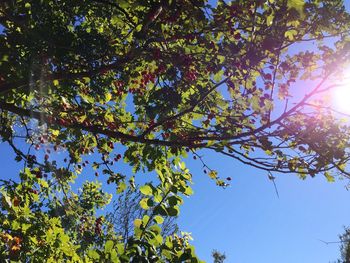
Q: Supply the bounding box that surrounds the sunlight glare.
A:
[331,66,350,115]
[332,85,350,114]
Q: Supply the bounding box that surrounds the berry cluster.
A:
[94,216,103,235]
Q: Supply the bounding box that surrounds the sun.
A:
[330,67,350,115]
[332,85,350,114]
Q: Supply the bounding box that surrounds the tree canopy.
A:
[1,0,350,261]
[212,249,226,263]
[337,227,350,263]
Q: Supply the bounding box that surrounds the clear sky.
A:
[1,2,350,263]
[179,150,350,262]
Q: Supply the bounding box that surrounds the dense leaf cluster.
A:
[1,0,350,261]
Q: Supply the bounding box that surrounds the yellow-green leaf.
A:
[134,219,142,228]
[287,0,305,17]
[208,170,218,179]
[154,215,164,224]
[140,184,153,196]
[135,24,143,32]
[140,198,150,210]
[53,79,59,86]
[284,30,298,41]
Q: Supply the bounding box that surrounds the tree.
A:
[1,0,350,261]
[107,185,179,245]
[336,227,350,263]
[212,249,226,263]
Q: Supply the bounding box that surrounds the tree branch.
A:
[0,101,206,148]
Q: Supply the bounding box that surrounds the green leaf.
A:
[213,70,224,82]
[140,184,153,196]
[39,180,49,188]
[119,0,129,9]
[1,190,12,209]
[154,234,163,246]
[111,16,120,25]
[105,240,114,254]
[142,215,150,225]
[217,55,225,64]
[105,93,112,102]
[284,30,298,41]
[184,186,193,196]
[116,243,125,254]
[134,219,142,229]
[287,0,305,17]
[208,170,218,179]
[266,14,274,26]
[324,172,335,182]
[82,77,91,83]
[167,206,179,216]
[140,198,151,210]
[135,24,143,32]
[51,130,60,136]
[110,250,120,263]
[167,196,179,206]
[117,181,127,193]
[153,215,164,224]
[88,250,100,260]
[154,205,168,216]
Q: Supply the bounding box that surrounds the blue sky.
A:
[179,149,350,262]
[1,1,350,263]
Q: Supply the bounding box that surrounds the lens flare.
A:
[332,85,350,114]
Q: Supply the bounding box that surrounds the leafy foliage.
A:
[336,227,350,263]
[1,0,350,261]
[212,249,226,263]
[106,185,179,244]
